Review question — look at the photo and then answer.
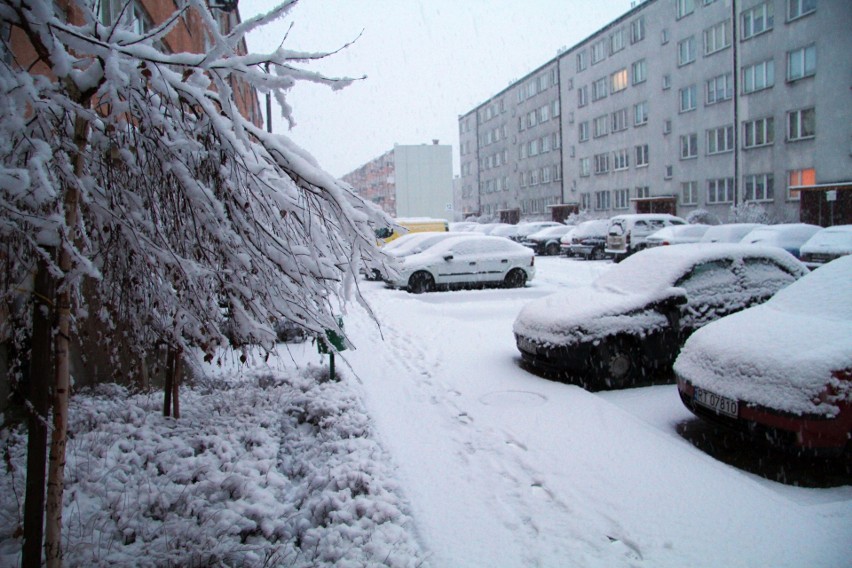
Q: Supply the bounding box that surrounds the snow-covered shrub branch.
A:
[0,0,389,366]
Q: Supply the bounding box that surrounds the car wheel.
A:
[593,337,640,389]
[545,242,561,256]
[591,247,605,261]
[504,268,527,288]
[408,271,435,294]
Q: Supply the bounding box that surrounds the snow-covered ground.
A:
[2,257,850,567]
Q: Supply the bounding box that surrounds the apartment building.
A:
[458,0,852,224]
[342,142,454,219]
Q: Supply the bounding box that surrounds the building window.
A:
[631,16,646,44]
[611,29,625,54]
[787,168,814,200]
[664,165,674,179]
[706,73,733,105]
[578,85,588,107]
[593,115,609,138]
[614,188,630,209]
[530,170,540,186]
[707,125,734,155]
[527,110,537,129]
[662,74,671,90]
[742,59,774,93]
[677,0,695,19]
[542,166,552,184]
[681,181,699,205]
[703,20,732,56]
[541,135,551,153]
[636,186,650,199]
[679,85,697,113]
[611,108,629,132]
[634,101,649,126]
[613,148,630,171]
[581,193,591,210]
[592,77,608,101]
[787,0,816,21]
[744,173,774,202]
[707,178,735,203]
[529,139,540,157]
[592,39,607,64]
[680,133,698,159]
[787,44,816,82]
[551,67,559,86]
[678,36,696,66]
[594,153,610,174]
[743,117,774,148]
[553,131,562,149]
[539,104,550,123]
[577,51,588,72]
[552,99,561,117]
[661,28,669,45]
[787,107,815,141]
[611,68,629,93]
[579,121,590,142]
[579,157,591,177]
[635,144,649,167]
[742,2,774,39]
[631,59,647,85]
[595,190,612,210]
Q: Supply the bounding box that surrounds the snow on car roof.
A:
[595,243,804,296]
[402,234,529,264]
[674,255,852,416]
[800,225,852,254]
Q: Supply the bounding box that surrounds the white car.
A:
[700,223,765,243]
[644,224,711,247]
[739,223,821,259]
[511,221,563,242]
[798,225,852,268]
[385,235,536,293]
[522,225,575,255]
[384,232,465,259]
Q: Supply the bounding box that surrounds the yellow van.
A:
[375,217,449,245]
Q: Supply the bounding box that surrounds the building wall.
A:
[459,0,852,224]
[342,143,454,220]
[394,144,454,219]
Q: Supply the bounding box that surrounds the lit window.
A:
[742,59,774,93]
[787,168,815,200]
[611,68,629,93]
[787,45,816,81]
[741,2,774,39]
[787,107,815,141]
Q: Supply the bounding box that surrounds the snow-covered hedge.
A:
[1,369,427,567]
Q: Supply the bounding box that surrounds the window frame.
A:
[787,107,815,141]
[742,116,774,149]
[743,173,775,202]
[678,36,696,66]
[786,44,816,82]
[680,133,698,160]
[741,2,774,40]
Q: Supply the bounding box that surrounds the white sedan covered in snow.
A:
[514,244,808,390]
[676,255,852,453]
[385,235,536,293]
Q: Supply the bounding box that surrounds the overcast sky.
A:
[241,1,632,178]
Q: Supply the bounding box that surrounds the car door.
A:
[674,259,740,334]
[434,241,481,285]
[476,240,516,283]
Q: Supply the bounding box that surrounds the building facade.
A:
[458,0,852,224]
[342,142,454,220]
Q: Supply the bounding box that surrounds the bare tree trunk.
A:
[21,255,55,568]
[163,347,174,417]
[45,115,89,568]
[172,350,182,419]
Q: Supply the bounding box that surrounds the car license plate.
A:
[694,387,738,418]
[517,337,538,354]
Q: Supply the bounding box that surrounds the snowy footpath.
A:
[1,258,851,567]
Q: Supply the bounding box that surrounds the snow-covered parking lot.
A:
[297,255,852,567]
[2,256,850,567]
